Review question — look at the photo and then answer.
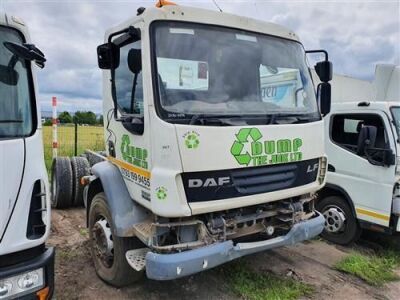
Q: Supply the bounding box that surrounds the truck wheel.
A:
[71,156,90,207]
[316,196,361,245]
[51,157,73,209]
[89,192,144,287]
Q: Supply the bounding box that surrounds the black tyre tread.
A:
[51,157,73,209]
[87,153,105,167]
[316,195,361,245]
[89,193,144,287]
[71,156,90,207]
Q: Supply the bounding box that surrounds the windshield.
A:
[151,21,319,124]
[0,26,34,138]
[391,107,400,138]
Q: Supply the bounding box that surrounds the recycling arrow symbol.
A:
[230,128,263,166]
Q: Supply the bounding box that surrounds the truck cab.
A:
[0,13,54,299]
[85,3,332,285]
[316,65,400,244]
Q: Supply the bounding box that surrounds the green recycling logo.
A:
[230,128,304,167]
[185,132,200,149]
[230,128,262,166]
[156,187,167,200]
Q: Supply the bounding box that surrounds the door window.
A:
[0,26,35,138]
[331,113,389,163]
[114,40,143,116]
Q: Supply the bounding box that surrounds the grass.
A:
[335,250,400,286]
[42,125,105,171]
[221,261,314,300]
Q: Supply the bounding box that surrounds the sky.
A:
[2,0,399,113]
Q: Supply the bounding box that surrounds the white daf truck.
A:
[0,13,54,299]
[73,2,332,285]
[315,64,400,244]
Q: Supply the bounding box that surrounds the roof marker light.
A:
[156,0,177,8]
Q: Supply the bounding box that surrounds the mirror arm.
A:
[305,49,329,61]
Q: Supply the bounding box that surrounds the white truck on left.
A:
[0,13,54,300]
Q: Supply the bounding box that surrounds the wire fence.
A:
[43,123,105,171]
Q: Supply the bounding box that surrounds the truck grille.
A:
[182,158,319,203]
[231,163,297,195]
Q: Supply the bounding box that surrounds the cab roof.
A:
[332,101,399,113]
[106,5,301,43]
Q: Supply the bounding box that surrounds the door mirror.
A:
[4,42,46,68]
[315,60,332,82]
[0,65,19,85]
[128,49,142,74]
[382,149,396,166]
[97,43,120,69]
[305,49,332,83]
[318,82,331,116]
[122,116,144,135]
[357,125,377,155]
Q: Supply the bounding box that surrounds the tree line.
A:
[44,111,103,126]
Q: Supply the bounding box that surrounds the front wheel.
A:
[88,192,144,287]
[316,196,361,245]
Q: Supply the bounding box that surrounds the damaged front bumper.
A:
[145,212,324,280]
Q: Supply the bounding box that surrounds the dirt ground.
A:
[49,208,400,300]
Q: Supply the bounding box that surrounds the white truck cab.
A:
[0,13,54,299]
[81,2,333,285]
[316,65,400,244]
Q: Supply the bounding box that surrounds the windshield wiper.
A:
[0,119,23,123]
[269,113,319,124]
[189,114,245,125]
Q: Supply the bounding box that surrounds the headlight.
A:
[0,268,44,299]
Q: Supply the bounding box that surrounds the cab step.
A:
[125,248,150,271]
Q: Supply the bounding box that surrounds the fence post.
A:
[52,96,58,159]
[74,121,78,156]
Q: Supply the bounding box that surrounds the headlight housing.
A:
[0,268,44,299]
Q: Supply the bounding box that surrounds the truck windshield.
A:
[151,21,319,125]
[391,107,400,138]
[0,26,34,138]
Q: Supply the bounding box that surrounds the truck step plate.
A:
[126,248,150,271]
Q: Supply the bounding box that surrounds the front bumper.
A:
[0,247,55,299]
[146,212,324,280]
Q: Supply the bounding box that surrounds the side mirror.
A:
[4,42,46,68]
[128,49,142,74]
[357,125,377,155]
[97,43,120,69]
[382,149,396,166]
[305,50,332,83]
[318,82,331,116]
[315,60,332,82]
[122,116,144,135]
[0,65,19,85]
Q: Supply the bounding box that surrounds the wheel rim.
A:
[92,217,114,268]
[322,205,346,233]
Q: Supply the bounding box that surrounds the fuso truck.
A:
[52,2,333,286]
[315,64,400,244]
[0,13,54,300]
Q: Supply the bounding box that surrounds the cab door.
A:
[105,22,152,208]
[326,111,396,226]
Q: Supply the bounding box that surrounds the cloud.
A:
[3,0,399,112]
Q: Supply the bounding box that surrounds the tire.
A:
[51,157,73,209]
[71,156,90,207]
[88,193,144,287]
[316,196,361,245]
